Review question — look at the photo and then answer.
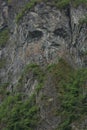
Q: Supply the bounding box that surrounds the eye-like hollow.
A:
[28,30,43,39]
[51,42,60,47]
[53,28,67,38]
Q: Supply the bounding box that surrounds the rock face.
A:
[0,0,87,130]
[0,1,87,81]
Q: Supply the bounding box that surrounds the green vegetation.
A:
[0,59,6,69]
[0,60,87,129]
[72,0,87,6]
[0,63,44,130]
[79,16,87,24]
[0,29,9,47]
[17,63,45,93]
[54,0,87,8]
[54,0,70,8]
[16,0,42,23]
[0,83,10,101]
[0,93,39,130]
[16,0,87,23]
[49,59,87,130]
[45,0,87,8]
[82,50,87,55]
[7,0,12,4]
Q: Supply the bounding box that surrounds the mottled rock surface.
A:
[0,0,87,130]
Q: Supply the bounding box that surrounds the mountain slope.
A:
[0,0,87,130]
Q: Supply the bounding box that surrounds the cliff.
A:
[0,0,87,130]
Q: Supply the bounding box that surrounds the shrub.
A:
[0,93,39,130]
[50,60,87,130]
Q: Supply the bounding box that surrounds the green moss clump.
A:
[0,29,9,47]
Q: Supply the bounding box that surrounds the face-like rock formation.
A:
[0,1,87,130]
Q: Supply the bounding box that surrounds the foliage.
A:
[0,60,87,129]
[54,0,70,8]
[7,0,12,4]
[16,0,42,23]
[49,59,87,130]
[16,0,87,23]
[17,63,45,93]
[54,0,87,8]
[0,29,9,47]
[0,59,6,69]
[79,16,87,24]
[0,64,43,130]
[72,0,87,7]
[0,83,10,101]
[0,93,39,130]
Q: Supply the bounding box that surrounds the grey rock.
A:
[0,1,87,130]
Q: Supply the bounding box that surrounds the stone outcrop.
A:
[0,1,87,81]
[0,0,87,130]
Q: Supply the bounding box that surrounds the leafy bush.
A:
[0,93,39,130]
[50,59,87,130]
